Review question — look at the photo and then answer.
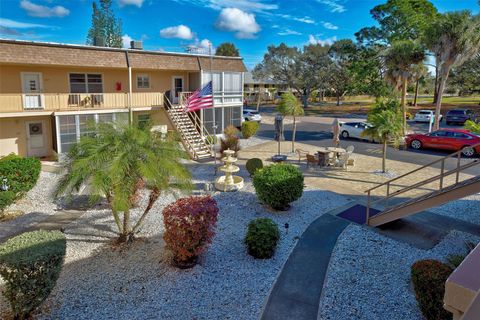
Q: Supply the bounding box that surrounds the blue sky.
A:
[0,0,479,69]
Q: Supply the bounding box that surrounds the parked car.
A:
[406,129,480,157]
[445,109,476,125]
[413,110,443,123]
[340,122,375,141]
[243,109,262,122]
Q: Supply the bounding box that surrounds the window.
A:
[138,114,150,129]
[453,132,471,139]
[69,73,103,93]
[137,75,150,89]
[59,115,77,153]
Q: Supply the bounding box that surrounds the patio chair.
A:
[325,151,336,166]
[346,145,355,154]
[346,145,355,167]
[335,152,350,170]
[306,154,318,170]
[295,148,310,163]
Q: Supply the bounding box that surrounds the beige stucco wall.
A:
[0,115,54,157]
[0,64,190,94]
[134,109,173,130]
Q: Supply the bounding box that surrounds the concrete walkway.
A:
[0,210,84,243]
[260,213,350,320]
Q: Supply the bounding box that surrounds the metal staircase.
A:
[164,97,213,160]
[364,143,480,227]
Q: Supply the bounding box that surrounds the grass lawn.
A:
[260,95,480,116]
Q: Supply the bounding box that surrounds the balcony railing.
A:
[0,92,164,113]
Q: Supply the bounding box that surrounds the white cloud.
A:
[160,25,194,40]
[317,0,346,13]
[0,18,49,29]
[118,0,144,7]
[20,0,69,18]
[277,14,315,24]
[187,38,214,54]
[308,34,337,46]
[278,29,301,36]
[183,0,277,13]
[215,8,260,39]
[122,34,133,48]
[322,22,338,30]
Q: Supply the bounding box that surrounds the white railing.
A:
[0,92,164,113]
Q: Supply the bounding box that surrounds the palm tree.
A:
[410,63,427,107]
[363,99,404,173]
[277,92,304,152]
[384,40,426,135]
[56,123,191,243]
[424,11,480,130]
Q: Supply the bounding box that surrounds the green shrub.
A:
[411,259,453,320]
[242,121,260,139]
[0,190,16,211]
[220,136,240,155]
[0,230,66,319]
[245,218,280,259]
[205,135,217,145]
[224,125,240,138]
[252,164,304,210]
[246,158,263,177]
[446,241,476,269]
[0,154,41,211]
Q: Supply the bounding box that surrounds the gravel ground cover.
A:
[0,172,61,239]
[1,164,348,320]
[318,225,479,320]
[428,193,480,225]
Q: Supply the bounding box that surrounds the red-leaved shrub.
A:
[162,196,219,267]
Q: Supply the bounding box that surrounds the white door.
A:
[22,73,43,109]
[26,121,47,157]
[171,77,183,104]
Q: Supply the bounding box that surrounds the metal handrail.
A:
[365,141,480,223]
[365,142,480,193]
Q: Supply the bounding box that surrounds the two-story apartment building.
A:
[0,39,246,159]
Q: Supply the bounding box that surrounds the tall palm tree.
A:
[410,63,427,107]
[363,99,404,173]
[56,123,191,243]
[424,11,480,130]
[384,40,426,135]
[277,92,304,152]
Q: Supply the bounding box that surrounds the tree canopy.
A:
[215,42,240,56]
[86,0,123,48]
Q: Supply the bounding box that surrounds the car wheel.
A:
[461,146,476,157]
[411,139,422,150]
[341,130,349,139]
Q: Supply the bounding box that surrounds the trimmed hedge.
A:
[0,230,66,319]
[411,259,453,320]
[0,154,41,210]
[252,164,304,210]
[242,121,260,139]
[246,158,263,177]
[245,218,280,259]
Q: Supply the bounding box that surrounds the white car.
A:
[243,109,262,122]
[339,122,374,141]
[413,110,443,123]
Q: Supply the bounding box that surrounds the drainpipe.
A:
[125,50,133,125]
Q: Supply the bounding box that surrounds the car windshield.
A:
[447,110,465,115]
[418,111,431,115]
[244,110,258,115]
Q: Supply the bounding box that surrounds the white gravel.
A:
[0,172,61,238]
[25,166,349,320]
[428,193,480,225]
[318,225,479,320]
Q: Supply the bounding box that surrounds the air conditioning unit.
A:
[130,41,143,50]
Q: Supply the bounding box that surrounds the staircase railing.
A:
[365,142,480,224]
[164,96,199,159]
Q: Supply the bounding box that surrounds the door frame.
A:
[25,120,48,157]
[20,72,44,109]
[171,75,184,104]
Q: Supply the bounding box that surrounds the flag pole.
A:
[210,43,217,172]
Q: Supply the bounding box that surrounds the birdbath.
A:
[214,149,244,192]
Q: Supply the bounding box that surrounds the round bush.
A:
[252,163,304,210]
[246,158,263,177]
[162,196,219,268]
[0,230,66,319]
[242,121,260,139]
[411,259,453,320]
[245,218,280,259]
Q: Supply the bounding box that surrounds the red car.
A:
[406,129,480,157]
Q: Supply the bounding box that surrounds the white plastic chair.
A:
[335,152,350,170]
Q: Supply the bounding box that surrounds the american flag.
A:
[184,81,214,112]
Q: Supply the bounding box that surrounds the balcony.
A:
[0,92,164,114]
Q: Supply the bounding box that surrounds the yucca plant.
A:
[56,123,191,243]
